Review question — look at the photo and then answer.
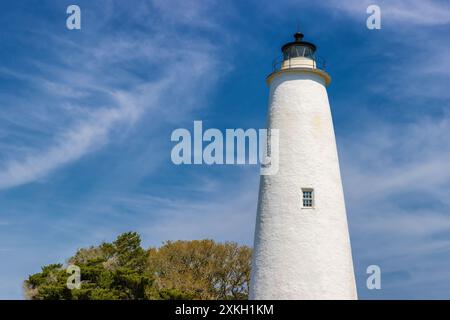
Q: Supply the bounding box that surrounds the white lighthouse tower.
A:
[250,32,357,300]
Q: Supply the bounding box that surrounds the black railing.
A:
[271,55,327,73]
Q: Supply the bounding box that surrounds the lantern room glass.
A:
[283,44,315,61]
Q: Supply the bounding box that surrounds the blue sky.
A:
[1,0,450,299]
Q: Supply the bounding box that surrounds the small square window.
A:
[302,189,314,208]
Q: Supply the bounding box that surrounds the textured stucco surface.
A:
[249,70,357,300]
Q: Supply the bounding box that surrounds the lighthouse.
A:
[250,32,357,300]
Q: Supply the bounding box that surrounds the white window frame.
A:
[302,188,314,209]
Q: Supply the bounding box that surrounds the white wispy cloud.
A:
[339,114,450,294]
[0,94,139,189]
[0,0,228,190]
[342,116,450,206]
[322,0,450,26]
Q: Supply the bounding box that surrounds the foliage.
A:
[24,232,151,300]
[24,233,252,300]
[149,240,251,300]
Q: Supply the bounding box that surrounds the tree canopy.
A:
[24,232,252,300]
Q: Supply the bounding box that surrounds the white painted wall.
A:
[249,67,357,300]
[281,57,316,69]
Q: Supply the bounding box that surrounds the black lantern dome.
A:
[281,32,317,61]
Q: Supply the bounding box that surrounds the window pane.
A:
[302,189,314,207]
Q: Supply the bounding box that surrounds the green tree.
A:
[148,240,251,299]
[24,232,153,300]
[24,233,252,300]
